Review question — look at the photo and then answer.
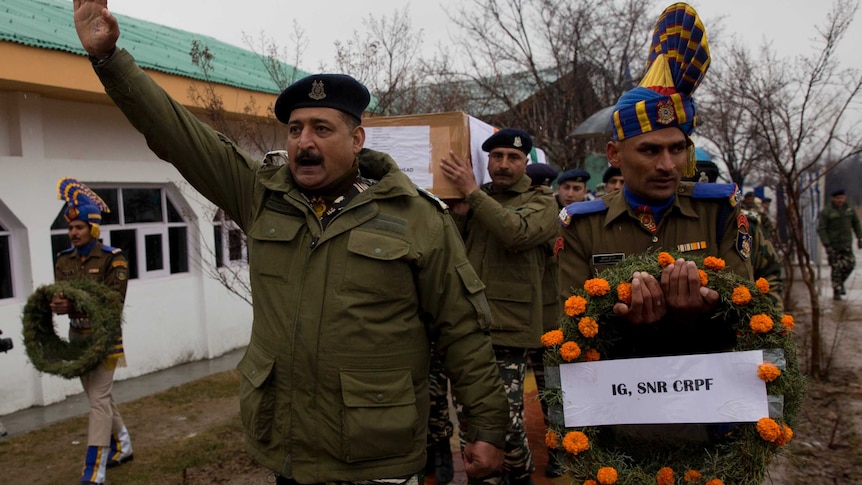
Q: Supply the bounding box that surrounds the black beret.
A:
[831,188,846,197]
[602,166,622,183]
[744,191,755,198]
[557,168,591,185]
[525,163,559,186]
[481,128,533,155]
[274,74,370,124]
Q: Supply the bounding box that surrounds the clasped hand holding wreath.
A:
[23,279,124,379]
[541,251,805,485]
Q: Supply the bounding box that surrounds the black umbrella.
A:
[569,105,615,139]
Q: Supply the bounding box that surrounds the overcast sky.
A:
[106,0,862,73]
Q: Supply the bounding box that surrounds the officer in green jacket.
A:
[441,129,559,485]
[818,188,862,300]
[73,2,509,483]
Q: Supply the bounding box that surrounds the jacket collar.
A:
[603,185,699,228]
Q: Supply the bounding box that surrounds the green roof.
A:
[0,0,310,94]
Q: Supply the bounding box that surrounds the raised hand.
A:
[73,0,119,58]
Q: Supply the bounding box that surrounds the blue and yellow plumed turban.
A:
[57,178,110,239]
[611,2,710,177]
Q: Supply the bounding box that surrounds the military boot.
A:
[107,426,134,468]
[79,445,108,485]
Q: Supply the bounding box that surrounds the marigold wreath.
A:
[542,251,806,485]
[23,279,124,379]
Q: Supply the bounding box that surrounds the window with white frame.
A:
[212,209,247,268]
[0,221,12,299]
[51,185,190,280]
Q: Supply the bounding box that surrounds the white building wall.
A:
[0,90,254,415]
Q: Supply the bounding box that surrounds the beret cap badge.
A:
[309,80,326,101]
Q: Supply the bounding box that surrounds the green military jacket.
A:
[94,49,508,482]
[557,183,754,357]
[452,178,558,348]
[818,203,862,248]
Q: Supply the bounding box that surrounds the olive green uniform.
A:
[55,241,129,447]
[451,178,557,483]
[91,49,508,483]
[558,183,754,357]
[818,202,862,294]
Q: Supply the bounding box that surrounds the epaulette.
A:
[101,245,123,254]
[57,247,75,256]
[691,182,740,207]
[416,186,449,211]
[558,199,608,228]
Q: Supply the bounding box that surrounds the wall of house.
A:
[0,89,255,415]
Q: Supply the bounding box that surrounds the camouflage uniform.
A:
[740,208,784,313]
[818,202,862,296]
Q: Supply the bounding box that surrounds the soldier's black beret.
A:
[481,128,533,155]
[274,74,370,124]
[744,191,755,198]
[831,188,846,197]
[602,166,622,183]
[557,168,591,185]
[525,163,559,186]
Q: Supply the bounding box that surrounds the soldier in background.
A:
[442,130,559,485]
[818,189,862,300]
[556,168,591,206]
[602,166,624,194]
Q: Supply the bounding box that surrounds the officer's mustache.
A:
[494,170,512,177]
[295,149,323,166]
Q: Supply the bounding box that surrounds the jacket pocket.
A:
[343,230,413,299]
[237,343,276,442]
[248,210,304,278]
[339,368,417,462]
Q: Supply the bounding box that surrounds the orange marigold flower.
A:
[775,424,794,446]
[698,269,708,286]
[656,467,674,485]
[597,467,618,485]
[658,252,675,267]
[750,314,774,334]
[584,481,598,485]
[545,430,560,449]
[756,417,782,442]
[542,329,564,347]
[756,277,770,294]
[584,278,611,296]
[562,431,589,454]
[684,470,703,483]
[705,480,724,485]
[732,286,752,305]
[560,341,582,362]
[617,282,632,305]
[703,256,726,271]
[758,362,781,382]
[781,314,795,332]
[578,317,599,338]
[583,349,601,362]
[565,295,587,317]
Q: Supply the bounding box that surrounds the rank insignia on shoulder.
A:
[416,186,448,211]
[558,199,607,228]
[557,207,572,227]
[737,230,752,260]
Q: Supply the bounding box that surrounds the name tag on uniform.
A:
[592,253,625,265]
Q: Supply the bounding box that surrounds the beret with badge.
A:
[557,168,591,185]
[602,166,622,184]
[482,128,533,155]
[274,74,371,124]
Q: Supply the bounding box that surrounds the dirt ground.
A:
[2,273,860,484]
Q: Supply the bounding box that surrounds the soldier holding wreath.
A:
[51,178,134,485]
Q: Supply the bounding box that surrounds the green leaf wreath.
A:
[541,250,806,485]
[23,279,124,379]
